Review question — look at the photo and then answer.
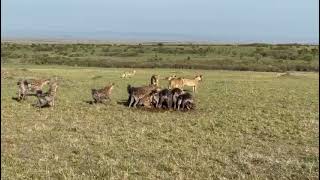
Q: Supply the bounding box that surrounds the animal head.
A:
[17,79,29,86]
[155,87,162,92]
[165,75,177,81]
[109,83,115,90]
[17,79,22,85]
[43,79,51,84]
[195,75,203,81]
[36,90,43,96]
[91,89,97,95]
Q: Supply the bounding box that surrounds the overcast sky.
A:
[2,0,319,43]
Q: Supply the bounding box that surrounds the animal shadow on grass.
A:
[12,94,37,102]
[32,104,51,109]
[84,100,95,105]
[116,99,190,113]
[84,100,112,105]
[11,97,21,102]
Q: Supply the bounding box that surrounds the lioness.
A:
[169,75,202,93]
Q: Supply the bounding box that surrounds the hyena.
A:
[91,83,115,103]
[150,74,159,86]
[155,89,173,109]
[177,92,194,111]
[17,79,30,101]
[121,70,136,78]
[171,88,184,110]
[27,78,51,93]
[137,90,159,108]
[127,84,159,107]
[34,81,58,108]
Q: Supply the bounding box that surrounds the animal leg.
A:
[172,97,177,110]
[133,97,139,108]
[182,100,187,110]
[168,98,173,109]
[177,99,182,110]
[157,97,164,108]
[128,96,135,107]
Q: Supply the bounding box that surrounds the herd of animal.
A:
[15,70,203,111]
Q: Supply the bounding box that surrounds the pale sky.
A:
[2,0,319,43]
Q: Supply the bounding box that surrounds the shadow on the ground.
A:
[84,100,113,105]
[11,97,21,102]
[116,99,194,113]
[84,100,95,105]
[116,99,129,106]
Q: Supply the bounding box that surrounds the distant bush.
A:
[2,42,318,72]
[302,54,313,61]
[118,52,139,57]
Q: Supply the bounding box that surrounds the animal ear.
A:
[23,81,29,85]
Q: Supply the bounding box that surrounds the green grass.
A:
[1,65,319,179]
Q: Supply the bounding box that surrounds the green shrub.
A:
[302,54,313,61]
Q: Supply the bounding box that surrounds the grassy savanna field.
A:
[1,64,319,179]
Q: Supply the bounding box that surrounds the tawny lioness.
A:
[169,75,203,93]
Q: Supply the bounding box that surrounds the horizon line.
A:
[1,37,319,45]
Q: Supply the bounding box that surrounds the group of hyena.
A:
[16,70,203,111]
[16,78,58,108]
[121,70,203,111]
